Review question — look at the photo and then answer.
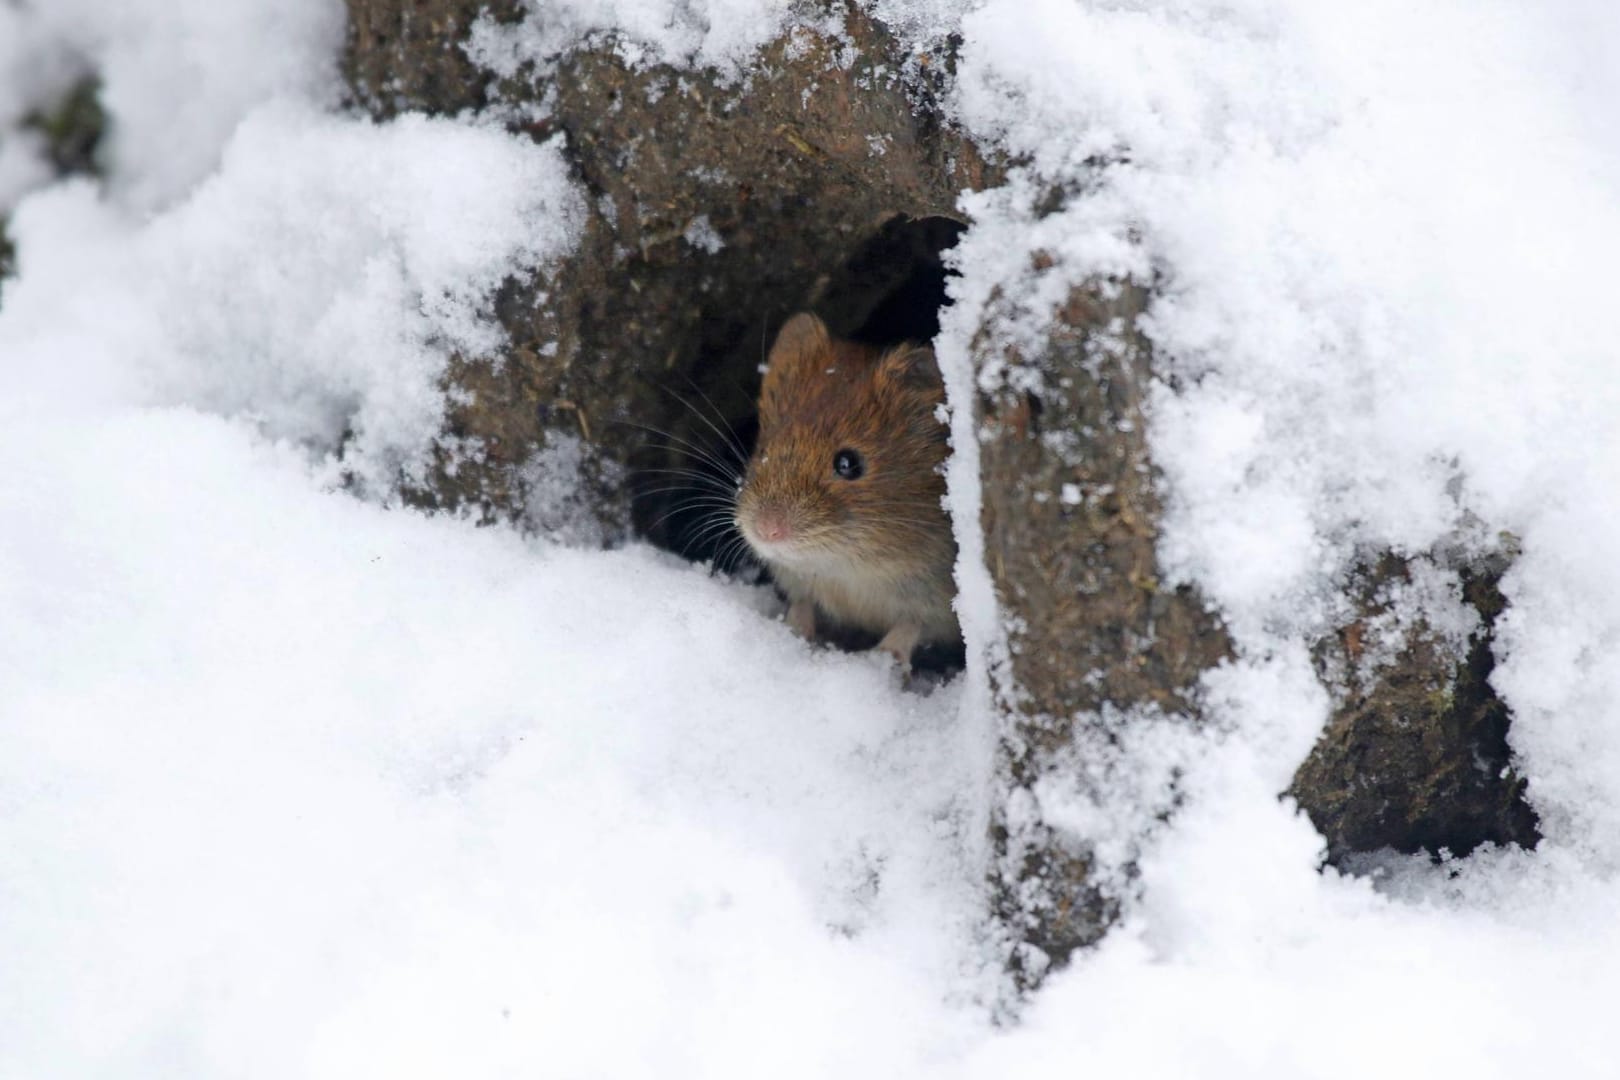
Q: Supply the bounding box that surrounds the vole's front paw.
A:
[875,622,921,682]
[785,598,817,641]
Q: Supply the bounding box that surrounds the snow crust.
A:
[4,0,1620,1075]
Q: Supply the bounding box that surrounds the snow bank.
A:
[0,397,990,1074]
[3,103,584,492]
[947,0,1620,1067]
[0,0,341,210]
[959,0,1620,851]
[1,8,993,1075]
[6,0,1620,1075]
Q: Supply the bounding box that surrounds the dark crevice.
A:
[1290,553,1541,865]
[627,214,966,576]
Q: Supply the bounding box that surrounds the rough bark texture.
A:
[976,277,1233,980]
[346,0,523,119]
[345,1,992,550]
[1291,551,1540,863]
[973,275,1538,981]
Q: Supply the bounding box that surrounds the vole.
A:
[734,312,959,669]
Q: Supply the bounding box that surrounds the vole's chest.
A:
[770,556,955,640]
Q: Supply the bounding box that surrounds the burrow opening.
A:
[626,212,966,643]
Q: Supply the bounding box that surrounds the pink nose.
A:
[756,511,792,544]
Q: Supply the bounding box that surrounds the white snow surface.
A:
[956,0,1620,864]
[3,102,585,492]
[5,0,1620,1076]
[0,0,342,211]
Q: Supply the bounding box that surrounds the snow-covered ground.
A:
[4,1,1620,1075]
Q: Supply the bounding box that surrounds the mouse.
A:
[734,312,959,670]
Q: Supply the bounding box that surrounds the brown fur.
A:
[735,312,959,662]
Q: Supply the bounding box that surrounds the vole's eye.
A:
[833,448,865,480]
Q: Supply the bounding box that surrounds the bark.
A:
[974,276,1233,981]
[1291,550,1539,863]
[345,0,992,550]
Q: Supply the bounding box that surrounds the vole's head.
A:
[735,312,950,572]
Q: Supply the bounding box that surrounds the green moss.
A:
[25,76,106,178]
[1423,685,1456,718]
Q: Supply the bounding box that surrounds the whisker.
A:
[626,392,747,473]
[683,509,740,539]
[678,513,739,560]
[646,492,737,521]
[635,463,741,480]
[689,508,741,539]
[687,521,742,553]
[647,494,728,526]
[644,504,702,538]
[714,533,755,576]
[628,479,738,501]
[609,417,741,479]
[636,485,739,504]
[672,371,750,466]
[632,468,741,491]
[733,539,763,574]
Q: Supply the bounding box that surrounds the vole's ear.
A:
[766,313,830,377]
[876,343,943,394]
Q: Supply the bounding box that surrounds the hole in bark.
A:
[1290,554,1541,868]
[813,213,966,347]
[626,214,966,584]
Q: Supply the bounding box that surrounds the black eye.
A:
[833,448,865,480]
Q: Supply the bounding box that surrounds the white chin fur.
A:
[744,533,840,573]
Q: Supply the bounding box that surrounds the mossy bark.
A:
[25,76,106,178]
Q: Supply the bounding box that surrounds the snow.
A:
[6,0,1620,1076]
[0,405,989,1074]
[944,0,1620,1069]
[683,212,725,253]
[468,0,803,82]
[0,0,341,211]
[956,0,1620,867]
[2,103,584,493]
